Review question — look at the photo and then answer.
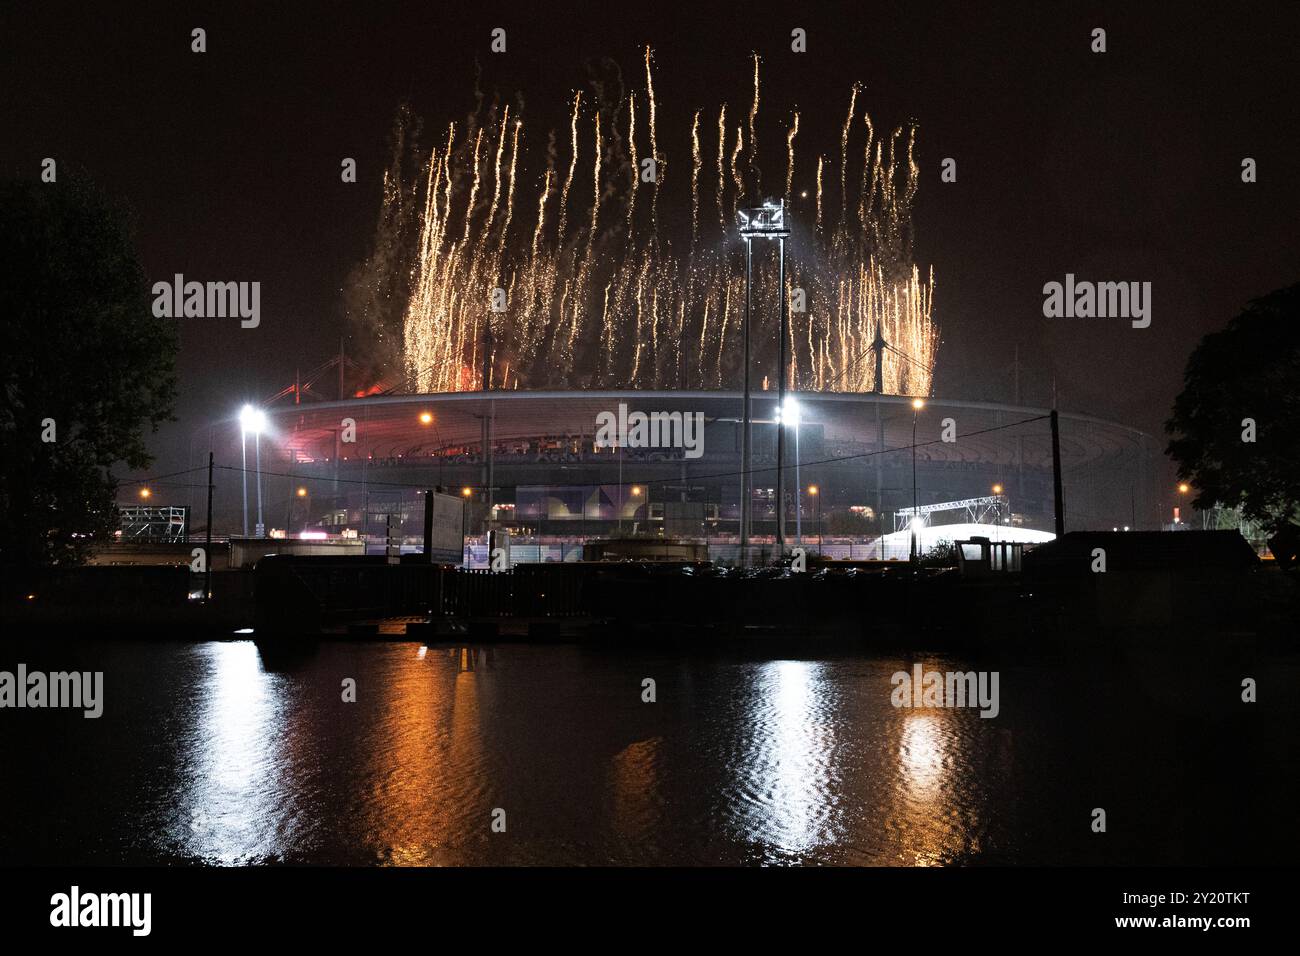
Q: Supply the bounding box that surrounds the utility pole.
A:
[1051,409,1065,538]
[423,488,435,564]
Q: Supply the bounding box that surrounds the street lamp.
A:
[139,487,151,499]
[808,484,821,552]
[418,411,446,486]
[910,397,925,564]
[239,404,268,537]
[460,486,473,565]
[616,440,625,536]
[738,199,790,563]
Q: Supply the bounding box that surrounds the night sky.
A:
[4,1,1297,481]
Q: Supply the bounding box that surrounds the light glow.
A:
[239,405,267,435]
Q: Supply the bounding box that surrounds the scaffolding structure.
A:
[893,495,1009,533]
[118,505,189,542]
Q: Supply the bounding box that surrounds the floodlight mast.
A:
[742,234,753,561]
[737,200,791,564]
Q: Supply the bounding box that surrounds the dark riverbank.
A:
[5,534,1295,648]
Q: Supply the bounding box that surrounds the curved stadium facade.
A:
[199,390,1159,564]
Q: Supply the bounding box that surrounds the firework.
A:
[398,49,938,395]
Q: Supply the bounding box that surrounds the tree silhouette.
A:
[1165,283,1300,543]
[0,174,177,568]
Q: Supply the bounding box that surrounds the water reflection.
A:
[881,658,984,866]
[13,639,1241,866]
[731,660,841,861]
[369,646,489,865]
[899,713,946,796]
[608,737,663,851]
[173,642,291,864]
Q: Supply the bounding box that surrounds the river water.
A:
[0,637,1294,865]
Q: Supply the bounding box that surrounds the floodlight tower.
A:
[239,405,268,538]
[737,200,790,562]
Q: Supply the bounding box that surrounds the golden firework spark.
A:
[399,52,938,396]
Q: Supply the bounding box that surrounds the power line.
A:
[119,466,208,485]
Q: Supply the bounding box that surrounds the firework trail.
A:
[689,110,701,249]
[715,105,727,230]
[785,111,799,202]
[399,52,938,395]
[747,52,761,196]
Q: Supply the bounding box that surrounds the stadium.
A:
[188,378,1160,565]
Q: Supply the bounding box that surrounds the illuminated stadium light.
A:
[239,404,267,435]
[777,395,801,427]
[737,200,790,238]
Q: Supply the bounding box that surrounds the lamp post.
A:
[461,485,473,566]
[254,428,264,537]
[239,405,268,537]
[240,419,249,537]
[738,200,790,564]
[910,397,925,564]
[780,396,802,545]
[809,484,821,552]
